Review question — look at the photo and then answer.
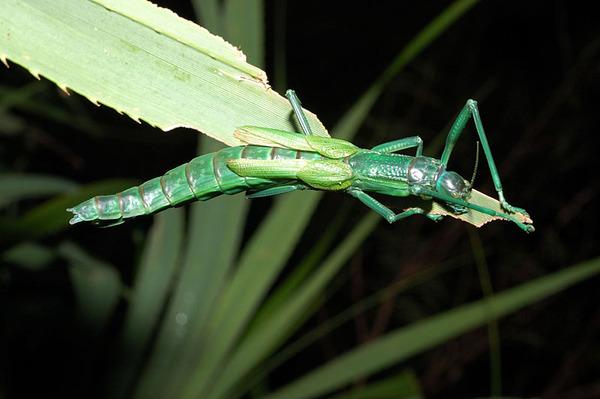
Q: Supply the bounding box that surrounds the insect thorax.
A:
[407,156,444,190]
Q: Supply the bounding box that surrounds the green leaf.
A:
[180,191,323,398]
[209,214,379,399]
[0,173,78,208]
[0,0,328,146]
[132,3,260,397]
[265,257,600,399]
[224,0,264,67]
[58,241,122,332]
[329,370,422,399]
[132,144,250,399]
[2,242,56,270]
[108,208,185,399]
[251,255,464,391]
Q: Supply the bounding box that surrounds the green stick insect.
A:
[68,90,534,233]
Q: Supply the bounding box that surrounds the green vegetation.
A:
[1,1,598,398]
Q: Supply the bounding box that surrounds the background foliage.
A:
[1,1,599,398]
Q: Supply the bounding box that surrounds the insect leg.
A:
[347,189,440,223]
[247,184,306,198]
[371,136,423,156]
[285,89,313,136]
[440,99,528,215]
[414,187,534,233]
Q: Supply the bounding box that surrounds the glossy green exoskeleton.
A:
[68,90,533,233]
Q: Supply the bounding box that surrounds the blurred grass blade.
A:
[272,0,288,92]
[191,0,221,33]
[210,214,379,399]
[250,256,465,391]
[329,370,422,399]
[0,173,78,208]
[109,208,184,399]
[224,0,264,67]
[132,3,262,398]
[333,0,480,140]
[179,191,321,398]
[0,179,135,241]
[58,241,122,332]
[0,81,47,109]
[265,257,600,399]
[0,0,328,145]
[2,242,56,270]
[247,207,347,331]
[131,144,249,399]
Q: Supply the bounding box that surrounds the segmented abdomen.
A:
[68,146,322,225]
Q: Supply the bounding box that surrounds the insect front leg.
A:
[371,136,423,156]
[246,184,306,198]
[440,99,528,216]
[347,188,442,223]
[414,186,534,233]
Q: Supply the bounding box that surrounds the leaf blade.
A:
[265,257,600,399]
[0,0,328,145]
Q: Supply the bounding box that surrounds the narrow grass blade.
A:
[0,81,47,109]
[209,214,379,399]
[191,0,222,33]
[0,173,78,208]
[333,0,480,140]
[265,257,600,399]
[247,208,347,332]
[2,242,56,271]
[58,241,121,332]
[328,370,422,399]
[247,256,465,393]
[179,191,322,398]
[224,0,264,67]
[469,228,501,397]
[131,141,249,399]
[272,0,288,92]
[132,2,261,397]
[0,0,328,145]
[108,208,185,399]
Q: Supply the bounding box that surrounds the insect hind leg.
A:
[286,89,313,136]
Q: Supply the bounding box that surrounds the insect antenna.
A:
[469,141,480,188]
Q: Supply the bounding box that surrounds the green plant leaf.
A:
[0,0,328,145]
[108,208,185,399]
[58,241,122,332]
[329,370,422,399]
[209,214,379,399]
[131,2,262,397]
[179,191,323,399]
[0,173,78,208]
[2,241,56,270]
[131,143,249,399]
[265,257,600,399]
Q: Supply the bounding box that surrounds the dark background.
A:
[2,1,599,398]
